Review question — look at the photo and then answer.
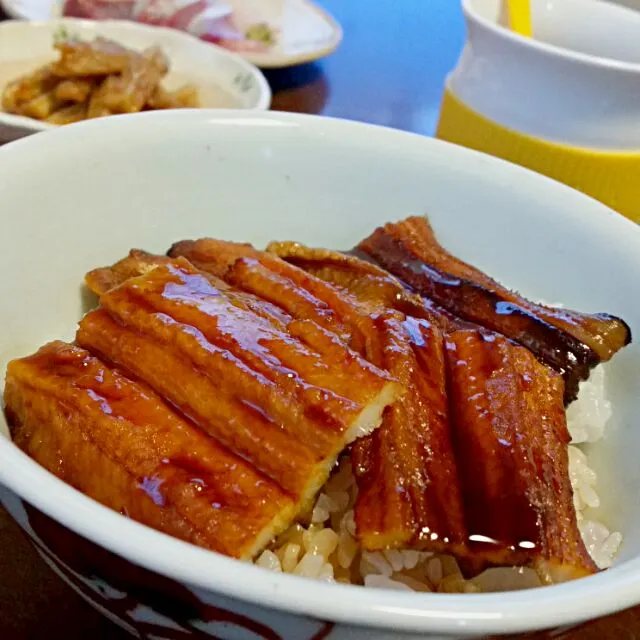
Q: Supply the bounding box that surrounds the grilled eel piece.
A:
[5,341,297,559]
[266,241,469,332]
[168,239,381,358]
[168,239,263,280]
[171,238,443,322]
[85,249,174,295]
[170,239,595,580]
[169,240,471,552]
[358,216,631,404]
[445,330,597,582]
[262,242,596,580]
[89,246,374,358]
[85,249,292,328]
[352,313,468,557]
[77,258,401,511]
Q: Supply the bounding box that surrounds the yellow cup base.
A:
[436,89,640,223]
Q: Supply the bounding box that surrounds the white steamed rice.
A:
[255,365,622,592]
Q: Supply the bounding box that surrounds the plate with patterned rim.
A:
[0,18,271,143]
[0,0,343,68]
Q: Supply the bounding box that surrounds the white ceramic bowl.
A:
[0,110,639,639]
[0,19,270,142]
[452,0,640,149]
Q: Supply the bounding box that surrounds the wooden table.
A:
[0,1,638,637]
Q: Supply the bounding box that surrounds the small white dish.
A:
[0,110,639,638]
[0,18,271,142]
[0,0,343,68]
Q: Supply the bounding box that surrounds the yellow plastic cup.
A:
[437,0,640,223]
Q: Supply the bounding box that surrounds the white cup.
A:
[449,0,640,150]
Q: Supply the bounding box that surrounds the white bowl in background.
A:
[0,18,270,143]
[0,110,639,638]
[451,0,640,149]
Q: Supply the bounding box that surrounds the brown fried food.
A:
[54,77,95,102]
[1,66,58,112]
[46,103,88,125]
[102,46,169,113]
[5,341,297,559]
[52,37,132,76]
[445,329,597,581]
[1,82,20,113]
[16,90,66,120]
[359,216,632,403]
[86,75,118,119]
[147,85,200,110]
[353,313,468,555]
[77,258,400,509]
[4,38,201,124]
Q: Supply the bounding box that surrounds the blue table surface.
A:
[267,0,466,136]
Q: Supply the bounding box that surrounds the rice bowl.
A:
[0,110,639,638]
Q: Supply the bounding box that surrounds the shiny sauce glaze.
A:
[445,330,596,575]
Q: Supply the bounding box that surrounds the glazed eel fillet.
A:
[6,256,399,561]
[266,241,467,331]
[358,216,631,404]
[77,257,400,511]
[445,330,597,581]
[167,239,382,359]
[5,342,297,559]
[168,240,472,556]
[263,243,597,580]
